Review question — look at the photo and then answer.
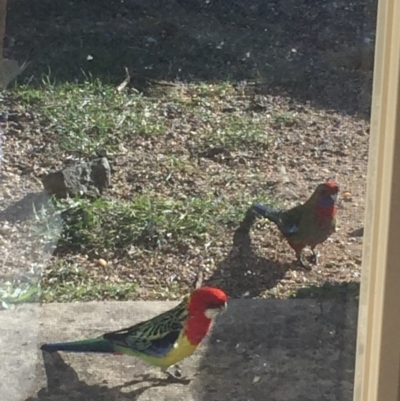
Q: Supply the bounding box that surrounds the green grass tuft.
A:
[56,193,259,255]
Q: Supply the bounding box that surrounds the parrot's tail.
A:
[252,202,281,225]
[40,337,116,354]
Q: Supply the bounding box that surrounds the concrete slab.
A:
[0,299,358,401]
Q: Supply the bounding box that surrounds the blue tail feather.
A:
[40,337,115,354]
[252,203,281,222]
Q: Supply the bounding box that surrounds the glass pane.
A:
[0,0,377,400]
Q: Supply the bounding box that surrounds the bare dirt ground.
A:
[0,0,376,302]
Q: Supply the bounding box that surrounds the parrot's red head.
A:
[184,286,227,346]
[313,181,339,206]
[188,286,228,319]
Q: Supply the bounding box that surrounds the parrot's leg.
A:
[310,247,320,265]
[295,256,307,269]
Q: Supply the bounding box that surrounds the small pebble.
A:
[98,258,107,267]
[342,191,352,201]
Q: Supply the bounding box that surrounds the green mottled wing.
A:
[102,296,189,358]
[279,204,305,237]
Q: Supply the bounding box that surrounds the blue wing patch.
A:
[142,330,181,358]
[281,224,299,237]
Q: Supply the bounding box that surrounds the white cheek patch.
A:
[205,303,227,319]
[331,193,338,202]
[205,308,220,319]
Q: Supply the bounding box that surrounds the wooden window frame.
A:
[353,0,400,400]
[0,0,6,88]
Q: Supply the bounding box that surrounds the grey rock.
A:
[42,157,111,198]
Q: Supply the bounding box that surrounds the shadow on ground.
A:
[26,352,171,401]
[204,208,293,298]
[6,0,376,114]
[292,281,360,301]
[0,192,50,223]
[193,295,358,401]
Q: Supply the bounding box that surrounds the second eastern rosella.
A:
[40,286,227,382]
[252,181,339,267]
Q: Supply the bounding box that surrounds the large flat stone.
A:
[0,299,358,401]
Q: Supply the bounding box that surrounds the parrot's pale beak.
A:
[331,193,338,202]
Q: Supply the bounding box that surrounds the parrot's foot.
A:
[172,364,182,377]
[295,254,311,270]
[162,366,191,385]
[166,371,191,385]
[310,249,320,265]
[295,258,307,269]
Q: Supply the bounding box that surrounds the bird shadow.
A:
[0,192,52,223]
[25,351,179,401]
[204,208,294,298]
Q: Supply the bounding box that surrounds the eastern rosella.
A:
[251,181,339,267]
[40,286,227,382]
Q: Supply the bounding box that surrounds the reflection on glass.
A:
[0,0,382,400]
